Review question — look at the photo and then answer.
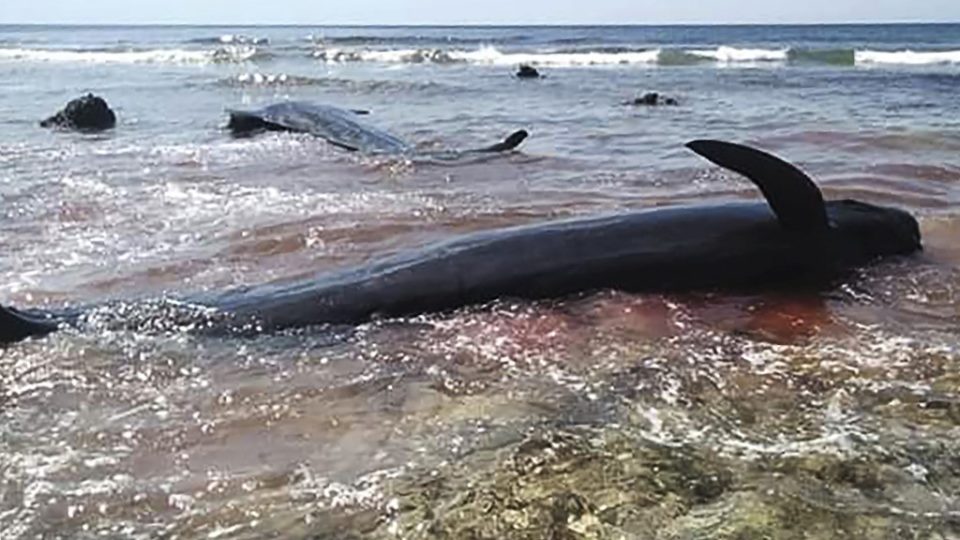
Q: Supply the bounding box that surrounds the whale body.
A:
[227,101,528,155]
[0,141,922,345]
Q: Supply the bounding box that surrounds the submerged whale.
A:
[1,141,922,345]
[227,101,528,155]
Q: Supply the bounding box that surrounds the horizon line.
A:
[1,20,958,27]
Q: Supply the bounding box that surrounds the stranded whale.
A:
[0,140,922,345]
[227,101,528,156]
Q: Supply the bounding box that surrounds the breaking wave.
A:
[687,46,789,62]
[313,47,465,64]
[310,45,960,68]
[0,46,265,64]
[314,46,663,66]
[856,49,960,65]
[455,46,664,66]
[4,43,959,68]
[188,34,270,45]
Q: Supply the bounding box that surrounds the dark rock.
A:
[40,94,117,131]
[629,92,679,107]
[636,92,660,105]
[516,64,542,79]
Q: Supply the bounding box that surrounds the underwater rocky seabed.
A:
[2,24,960,539]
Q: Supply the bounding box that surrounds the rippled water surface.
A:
[2,24,960,539]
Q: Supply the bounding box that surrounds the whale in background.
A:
[227,101,528,156]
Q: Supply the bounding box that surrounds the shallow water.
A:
[2,24,960,539]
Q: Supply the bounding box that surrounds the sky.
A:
[1,0,959,25]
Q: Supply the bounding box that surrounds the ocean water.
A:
[1,24,960,538]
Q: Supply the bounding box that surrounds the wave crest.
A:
[314,47,463,64]
[856,49,960,65]
[188,34,270,45]
[6,43,959,68]
[309,45,844,67]
[314,45,663,66]
[0,45,263,64]
[688,46,788,62]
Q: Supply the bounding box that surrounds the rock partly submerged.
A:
[516,65,543,79]
[628,92,680,107]
[40,93,117,131]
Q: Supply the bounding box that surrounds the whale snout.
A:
[900,208,923,252]
[873,203,922,254]
[0,305,59,345]
[828,199,922,260]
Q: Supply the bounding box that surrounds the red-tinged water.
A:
[2,24,960,539]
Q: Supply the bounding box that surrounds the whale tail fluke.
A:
[471,129,529,153]
[0,305,59,345]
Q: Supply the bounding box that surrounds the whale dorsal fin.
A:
[686,140,830,234]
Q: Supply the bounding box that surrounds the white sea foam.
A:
[0,46,259,64]
[361,48,461,64]
[450,46,663,66]
[322,45,960,68]
[217,34,269,45]
[855,49,960,65]
[314,47,470,64]
[315,45,663,66]
[312,45,805,67]
[688,46,789,62]
[228,72,321,86]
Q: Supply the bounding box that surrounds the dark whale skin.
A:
[227,101,528,155]
[211,199,920,333]
[228,101,410,153]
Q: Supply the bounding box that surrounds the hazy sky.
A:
[2,0,959,25]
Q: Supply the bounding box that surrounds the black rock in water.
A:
[41,94,117,131]
[630,92,679,106]
[636,92,660,105]
[516,65,542,79]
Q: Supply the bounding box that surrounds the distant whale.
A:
[0,141,922,345]
[227,101,528,155]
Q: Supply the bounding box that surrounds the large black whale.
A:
[0,141,922,345]
[227,101,529,156]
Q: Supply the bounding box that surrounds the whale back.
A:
[229,102,411,154]
[214,202,819,331]
[213,138,924,332]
